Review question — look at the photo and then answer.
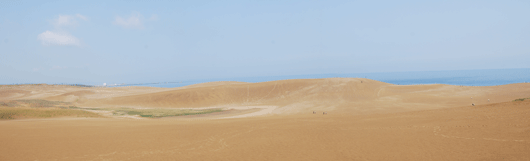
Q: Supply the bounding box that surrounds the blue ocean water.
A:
[116,68,530,88]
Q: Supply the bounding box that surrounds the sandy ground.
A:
[218,106,277,119]
[0,78,529,160]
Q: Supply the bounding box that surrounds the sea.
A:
[114,68,530,88]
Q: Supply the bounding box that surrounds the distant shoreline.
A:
[2,68,529,88]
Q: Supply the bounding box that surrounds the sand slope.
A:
[1,100,529,160]
[1,79,530,160]
[81,78,530,114]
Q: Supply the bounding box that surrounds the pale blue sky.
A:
[1,0,529,84]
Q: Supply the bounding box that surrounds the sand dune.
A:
[1,79,529,160]
[80,78,530,114]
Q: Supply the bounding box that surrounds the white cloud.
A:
[37,31,80,46]
[114,13,143,29]
[149,14,159,21]
[39,14,87,47]
[76,14,88,21]
[53,15,75,27]
[52,14,87,28]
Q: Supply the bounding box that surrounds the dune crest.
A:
[76,78,530,115]
[2,79,530,116]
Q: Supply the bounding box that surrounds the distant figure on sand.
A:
[313,111,316,114]
[488,99,490,102]
[323,112,327,115]
[472,103,475,106]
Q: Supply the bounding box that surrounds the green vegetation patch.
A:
[0,108,102,120]
[0,112,15,119]
[15,99,70,108]
[0,101,19,107]
[514,97,530,102]
[58,106,81,109]
[110,108,223,118]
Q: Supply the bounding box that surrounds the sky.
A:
[1,0,529,85]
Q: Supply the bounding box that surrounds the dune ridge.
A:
[78,78,530,114]
[2,78,530,116]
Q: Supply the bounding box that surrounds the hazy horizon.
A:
[1,0,529,84]
[2,68,529,88]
